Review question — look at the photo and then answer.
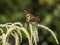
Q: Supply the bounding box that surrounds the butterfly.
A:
[24,10,40,22]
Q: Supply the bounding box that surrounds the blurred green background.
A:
[0,0,60,45]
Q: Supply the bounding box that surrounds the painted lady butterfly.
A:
[24,10,40,22]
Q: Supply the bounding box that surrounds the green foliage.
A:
[0,0,60,45]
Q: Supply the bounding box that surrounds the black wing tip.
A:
[24,9,29,15]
